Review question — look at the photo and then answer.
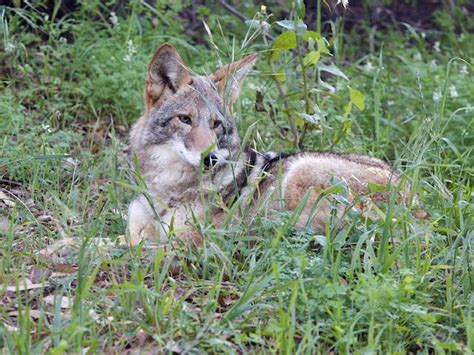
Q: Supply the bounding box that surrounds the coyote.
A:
[127,43,404,245]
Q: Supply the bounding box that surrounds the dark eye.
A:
[178,115,192,125]
[213,120,222,129]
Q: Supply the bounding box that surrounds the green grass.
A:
[1,2,473,353]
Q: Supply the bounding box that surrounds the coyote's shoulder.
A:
[127,44,404,245]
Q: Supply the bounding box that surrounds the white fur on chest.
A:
[144,143,200,192]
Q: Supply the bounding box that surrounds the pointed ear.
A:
[210,53,257,110]
[144,43,191,116]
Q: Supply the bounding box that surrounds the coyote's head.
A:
[135,43,257,168]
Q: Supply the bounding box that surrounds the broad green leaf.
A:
[270,32,297,62]
[304,31,320,41]
[297,112,320,125]
[317,38,330,54]
[348,86,365,111]
[319,63,349,80]
[295,21,307,36]
[275,20,307,35]
[303,50,320,66]
[276,20,296,30]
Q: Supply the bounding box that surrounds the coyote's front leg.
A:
[127,196,156,245]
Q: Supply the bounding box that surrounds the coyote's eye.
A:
[178,115,192,125]
[213,120,222,129]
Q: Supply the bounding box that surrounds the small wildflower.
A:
[413,52,422,61]
[123,40,137,62]
[460,65,469,75]
[260,5,267,12]
[430,59,437,69]
[5,42,15,53]
[387,100,395,106]
[421,32,426,39]
[363,61,374,72]
[337,0,349,8]
[59,37,67,44]
[449,85,458,98]
[432,89,442,102]
[109,11,119,27]
[433,41,441,52]
[41,123,53,133]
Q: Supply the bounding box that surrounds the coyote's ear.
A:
[210,53,257,110]
[144,43,191,116]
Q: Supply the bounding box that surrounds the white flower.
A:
[59,37,67,44]
[41,123,53,133]
[449,85,458,98]
[109,11,119,27]
[433,41,441,52]
[413,52,422,61]
[421,32,426,39]
[460,65,469,75]
[432,90,442,102]
[430,59,437,69]
[363,61,374,72]
[387,100,395,106]
[337,0,349,8]
[123,40,137,62]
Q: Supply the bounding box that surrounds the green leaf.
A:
[319,63,349,80]
[368,182,388,193]
[295,0,306,18]
[303,50,320,66]
[348,86,365,111]
[341,119,352,134]
[276,20,296,30]
[276,20,307,35]
[270,32,297,63]
[297,112,320,125]
[304,31,320,41]
[317,38,330,54]
[343,101,352,116]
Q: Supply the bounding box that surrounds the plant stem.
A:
[295,33,311,149]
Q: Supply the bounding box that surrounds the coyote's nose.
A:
[203,152,219,168]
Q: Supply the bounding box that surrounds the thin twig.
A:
[272,71,300,148]
[217,0,247,22]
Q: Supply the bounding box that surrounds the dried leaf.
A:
[0,190,16,207]
[6,278,46,292]
[39,238,79,261]
[29,266,52,283]
[8,309,45,320]
[0,216,12,234]
[43,295,73,309]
